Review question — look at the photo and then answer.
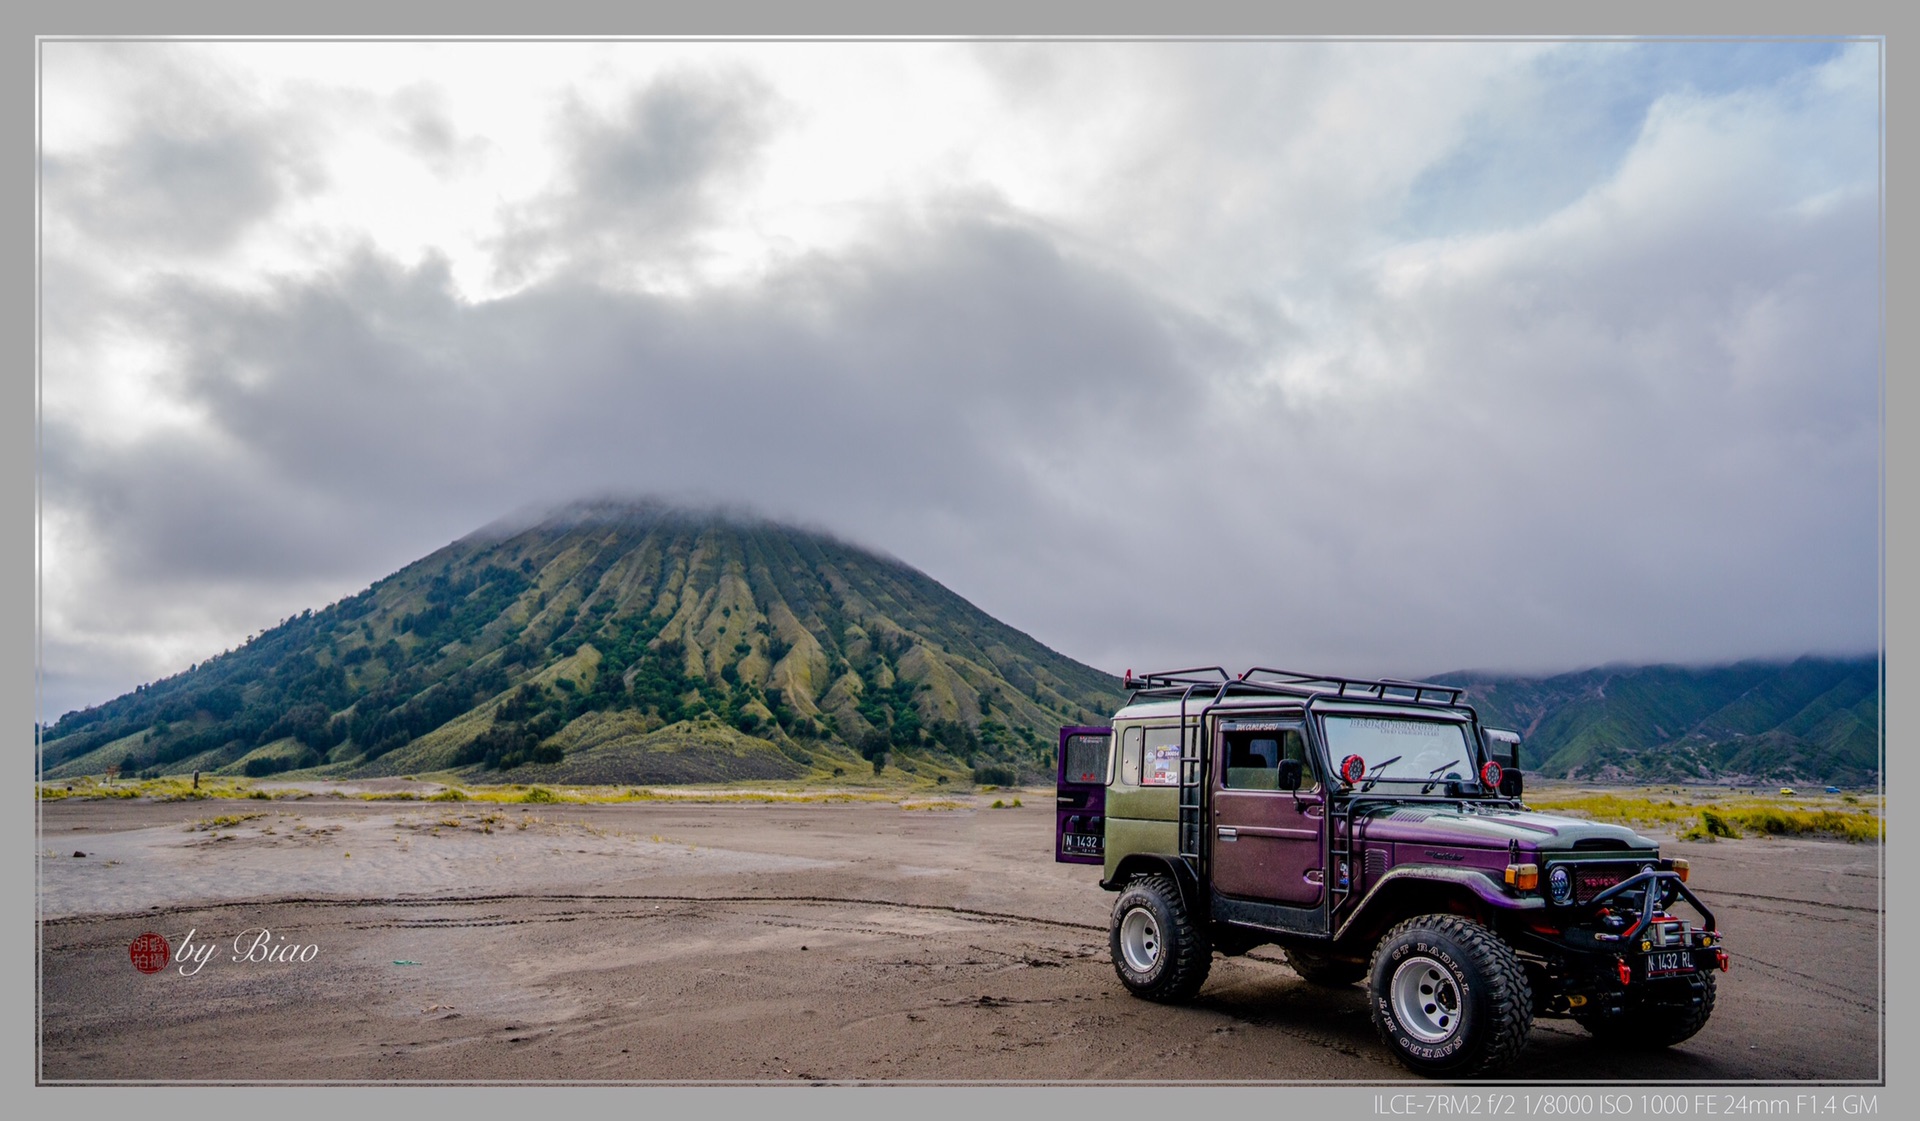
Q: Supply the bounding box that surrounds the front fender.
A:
[1334,866,1542,943]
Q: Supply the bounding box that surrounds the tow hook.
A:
[1717,950,1730,973]
[1616,958,1631,986]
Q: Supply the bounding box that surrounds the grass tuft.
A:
[187,812,266,831]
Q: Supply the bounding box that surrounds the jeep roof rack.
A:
[1120,666,1466,708]
[1237,668,1466,706]
[1120,666,1232,690]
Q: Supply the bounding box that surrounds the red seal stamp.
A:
[129,932,172,974]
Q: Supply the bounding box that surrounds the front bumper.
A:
[1521,870,1728,1015]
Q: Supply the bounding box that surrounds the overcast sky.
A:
[37,39,1882,722]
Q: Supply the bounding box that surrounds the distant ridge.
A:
[1435,656,1880,785]
[41,499,1124,786]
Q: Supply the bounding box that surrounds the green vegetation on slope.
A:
[1441,657,1879,785]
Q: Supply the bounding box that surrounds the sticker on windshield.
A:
[1347,718,1438,735]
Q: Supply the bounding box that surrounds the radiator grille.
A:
[1573,862,1646,905]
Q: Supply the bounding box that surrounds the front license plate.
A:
[1062,833,1102,856]
[1643,950,1691,976]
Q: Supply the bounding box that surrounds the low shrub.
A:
[972,764,1019,786]
[1701,809,1741,838]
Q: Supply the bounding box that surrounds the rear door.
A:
[1055,726,1112,864]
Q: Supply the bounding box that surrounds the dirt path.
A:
[37,799,1881,1082]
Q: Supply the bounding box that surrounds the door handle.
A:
[1216,827,1238,840]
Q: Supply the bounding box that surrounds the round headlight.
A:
[1548,864,1572,904]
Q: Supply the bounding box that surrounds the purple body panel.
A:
[1346,808,1649,905]
[1055,726,1111,865]
[1212,785,1326,905]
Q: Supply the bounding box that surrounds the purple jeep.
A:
[1055,668,1727,1077]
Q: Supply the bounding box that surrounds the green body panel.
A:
[1104,785,1178,822]
[1102,816,1180,880]
[1102,784,1180,879]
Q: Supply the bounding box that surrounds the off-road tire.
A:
[1577,970,1716,1048]
[1109,874,1211,1003]
[1368,915,1534,1077]
[1286,945,1369,987]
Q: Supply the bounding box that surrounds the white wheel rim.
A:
[1120,907,1161,973]
[1391,955,1464,1044]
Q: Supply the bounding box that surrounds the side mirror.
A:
[1483,728,1522,771]
[1277,759,1304,791]
[1499,770,1524,799]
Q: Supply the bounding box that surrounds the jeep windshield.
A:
[1321,715,1483,789]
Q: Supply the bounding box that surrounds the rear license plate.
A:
[1643,950,1691,977]
[1062,833,1102,857]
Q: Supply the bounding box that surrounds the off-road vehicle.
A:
[1054,668,1727,1077]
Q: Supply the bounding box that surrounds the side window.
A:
[1120,727,1143,786]
[1222,728,1319,792]
[1224,734,1281,790]
[1141,726,1183,787]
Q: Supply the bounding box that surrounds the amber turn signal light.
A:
[1504,863,1539,891]
[1670,858,1690,882]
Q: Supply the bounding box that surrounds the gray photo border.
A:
[8,1,1904,1118]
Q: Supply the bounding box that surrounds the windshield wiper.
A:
[1421,758,1462,794]
[1360,755,1403,792]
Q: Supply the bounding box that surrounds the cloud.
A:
[40,45,324,259]
[489,67,780,287]
[36,41,1882,720]
[383,82,489,179]
[37,200,1233,716]
[53,202,1212,546]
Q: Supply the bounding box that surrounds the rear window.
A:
[1062,733,1110,785]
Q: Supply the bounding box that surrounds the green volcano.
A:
[40,500,1125,786]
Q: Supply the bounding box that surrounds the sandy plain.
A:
[37,791,1880,1084]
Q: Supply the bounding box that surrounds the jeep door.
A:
[1055,726,1112,864]
[1210,723,1325,906]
